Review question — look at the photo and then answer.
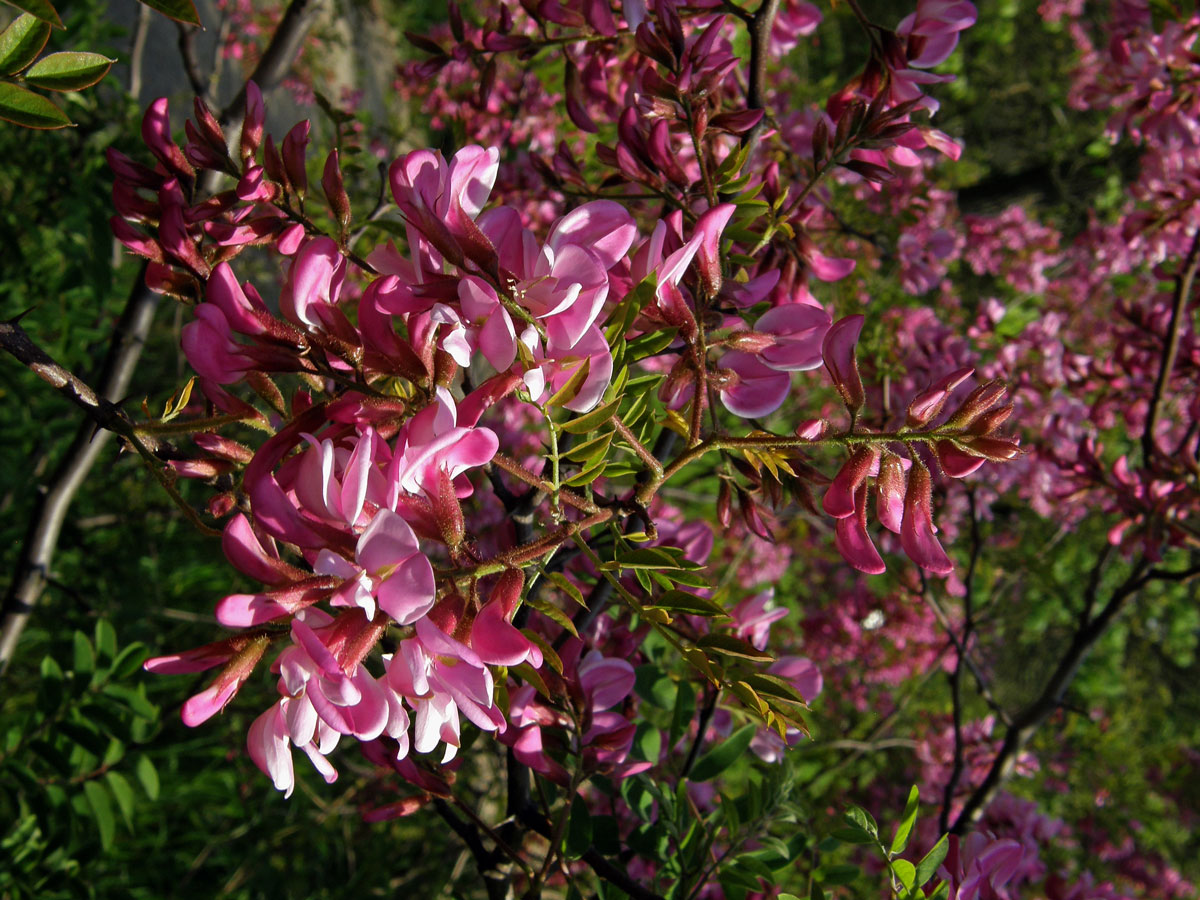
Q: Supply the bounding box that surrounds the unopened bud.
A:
[961,436,1022,461]
[946,379,1008,429]
[281,120,310,197]
[717,480,733,528]
[822,315,866,415]
[906,367,974,428]
[725,330,776,353]
[322,150,352,233]
[434,467,466,548]
[967,402,1014,436]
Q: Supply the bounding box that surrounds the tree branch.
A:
[1142,227,1200,465]
[0,280,160,673]
[949,555,1160,833]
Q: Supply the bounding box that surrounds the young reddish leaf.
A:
[0,81,70,128]
[2,0,63,29]
[0,13,51,74]
[23,51,114,91]
[134,0,201,26]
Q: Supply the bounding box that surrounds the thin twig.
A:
[1142,228,1200,465]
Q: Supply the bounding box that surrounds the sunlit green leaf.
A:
[0,13,51,74]
[23,51,114,91]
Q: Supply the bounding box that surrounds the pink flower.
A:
[313,509,436,624]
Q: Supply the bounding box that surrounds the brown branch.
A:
[0,280,160,673]
[219,0,326,128]
[742,0,782,152]
[517,806,667,900]
[1142,228,1200,465]
[949,555,1163,833]
[177,24,211,103]
[0,0,326,674]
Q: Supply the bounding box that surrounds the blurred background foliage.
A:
[1,0,1196,897]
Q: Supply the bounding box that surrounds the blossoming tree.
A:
[1,0,1198,897]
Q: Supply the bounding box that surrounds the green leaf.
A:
[82,781,115,849]
[649,590,728,618]
[830,825,876,844]
[564,793,592,860]
[545,357,591,407]
[561,398,621,434]
[58,721,108,759]
[634,722,661,763]
[93,619,117,663]
[110,642,149,680]
[845,805,878,838]
[817,864,860,886]
[0,13,50,74]
[134,0,201,25]
[23,51,114,91]
[624,327,678,361]
[526,594,578,638]
[606,547,684,570]
[688,723,756,782]
[696,632,773,662]
[891,858,917,893]
[104,771,136,831]
[135,755,159,801]
[890,786,921,856]
[72,631,95,676]
[562,457,607,487]
[545,572,586,608]
[512,662,552,701]
[668,679,695,749]
[915,834,949,887]
[0,81,70,128]
[742,673,808,705]
[562,430,613,464]
[0,0,63,29]
[101,683,157,720]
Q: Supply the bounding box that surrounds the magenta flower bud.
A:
[961,436,1022,461]
[179,636,269,727]
[141,97,194,181]
[823,445,880,519]
[159,204,210,276]
[107,147,165,190]
[110,217,164,263]
[322,150,352,231]
[725,330,777,353]
[945,379,1009,429]
[835,483,886,575]
[901,462,953,575]
[281,120,310,197]
[710,108,765,135]
[795,418,827,440]
[692,203,735,299]
[967,402,1014,436]
[876,451,906,533]
[564,58,598,133]
[241,81,264,161]
[263,133,288,189]
[906,366,973,428]
[822,315,866,415]
[194,433,254,464]
[935,440,985,478]
[192,97,226,152]
[433,467,466,549]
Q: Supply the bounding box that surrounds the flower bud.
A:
[906,367,973,428]
[945,379,1008,429]
[822,315,866,415]
[876,451,906,533]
